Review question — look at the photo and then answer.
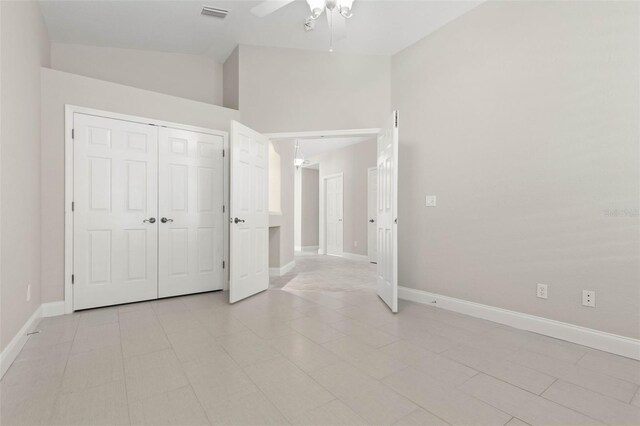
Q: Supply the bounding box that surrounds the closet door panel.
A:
[73,114,159,310]
[158,128,224,298]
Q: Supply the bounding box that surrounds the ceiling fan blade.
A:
[250,0,296,18]
[326,8,347,41]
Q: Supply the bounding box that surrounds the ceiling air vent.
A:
[201,6,229,19]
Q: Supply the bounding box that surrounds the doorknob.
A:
[160,217,174,223]
[369,219,375,223]
[143,217,156,224]
[234,217,245,224]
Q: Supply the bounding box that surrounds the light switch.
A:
[425,196,437,207]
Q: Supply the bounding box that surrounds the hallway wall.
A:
[301,168,319,248]
[309,139,376,257]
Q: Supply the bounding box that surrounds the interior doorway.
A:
[265,113,399,312]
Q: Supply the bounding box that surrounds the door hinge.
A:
[71,201,75,212]
[72,129,75,139]
[394,112,398,128]
[222,205,225,213]
[222,261,226,269]
[71,274,75,284]
[222,149,225,157]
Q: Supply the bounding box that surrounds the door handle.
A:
[143,217,156,224]
[234,217,245,224]
[369,219,375,223]
[160,217,174,223]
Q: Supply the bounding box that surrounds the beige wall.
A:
[40,68,240,303]
[301,168,319,247]
[237,44,388,268]
[392,1,640,338]
[310,140,377,256]
[1,0,50,351]
[223,47,239,110]
[238,44,390,133]
[51,43,223,105]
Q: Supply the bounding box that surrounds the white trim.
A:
[301,245,319,253]
[269,260,296,277]
[0,306,42,379]
[265,128,380,140]
[64,105,229,311]
[341,252,369,262]
[398,286,640,360]
[42,301,66,318]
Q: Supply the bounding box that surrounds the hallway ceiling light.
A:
[294,141,306,168]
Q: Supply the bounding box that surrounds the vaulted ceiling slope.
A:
[38,0,482,63]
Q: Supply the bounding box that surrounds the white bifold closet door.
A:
[377,111,399,313]
[73,113,224,310]
[73,113,159,310]
[158,127,224,298]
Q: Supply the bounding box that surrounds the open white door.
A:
[367,167,378,263]
[377,111,399,313]
[229,121,269,303]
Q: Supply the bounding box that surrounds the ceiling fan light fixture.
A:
[306,0,325,19]
[338,0,354,18]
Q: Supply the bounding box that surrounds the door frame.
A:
[64,105,229,314]
[367,166,378,263]
[320,172,344,256]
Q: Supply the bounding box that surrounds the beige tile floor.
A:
[1,254,639,425]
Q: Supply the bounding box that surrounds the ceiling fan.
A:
[251,0,355,49]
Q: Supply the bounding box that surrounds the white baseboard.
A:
[301,246,319,253]
[341,252,370,262]
[269,260,296,277]
[0,305,43,379]
[0,300,67,379]
[42,301,66,317]
[398,286,640,360]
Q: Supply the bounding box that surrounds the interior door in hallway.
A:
[229,121,269,303]
[377,111,399,313]
[367,167,378,263]
[325,174,344,256]
[158,127,225,298]
[73,113,159,310]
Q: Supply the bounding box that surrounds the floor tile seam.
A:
[459,374,605,425]
[117,309,134,425]
[493,349,640,402]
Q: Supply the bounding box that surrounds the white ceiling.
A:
[296,136,373,159]
[38,0,482,63]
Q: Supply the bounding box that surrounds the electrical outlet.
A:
[425,196,437,207]
[582,290,596,307]
[537,283,548,299]
[26,284,31,302]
